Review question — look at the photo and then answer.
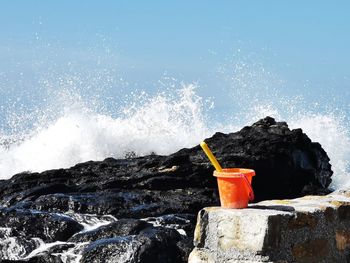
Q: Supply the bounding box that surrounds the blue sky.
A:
[0,1,349,121]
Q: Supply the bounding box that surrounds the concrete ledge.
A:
[189,191,350,263]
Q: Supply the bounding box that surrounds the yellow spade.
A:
[200,141,223,172]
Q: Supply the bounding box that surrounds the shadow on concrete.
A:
[249,205,296,212]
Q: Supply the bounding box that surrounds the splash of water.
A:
[0,85,213,178]
[289,114,350,190]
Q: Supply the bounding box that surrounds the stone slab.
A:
[189,190,350,262]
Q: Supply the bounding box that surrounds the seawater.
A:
[0,80,349,190]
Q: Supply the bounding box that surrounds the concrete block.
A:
[190,190,350,262]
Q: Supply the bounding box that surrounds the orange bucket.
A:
[214,168,255,208]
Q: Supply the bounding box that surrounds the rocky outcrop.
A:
[204,116,332,200]
[189,191,350,262]
[81,226,183,263]
[0,117,333,262]
[0,207,83,242]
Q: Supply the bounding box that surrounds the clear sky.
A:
[0,1,349,120]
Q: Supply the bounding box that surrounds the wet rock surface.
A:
[0,117,333,262]
[0,208,83,242]
[80,227,183,263]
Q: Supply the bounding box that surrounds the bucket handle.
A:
[241,174,254,201]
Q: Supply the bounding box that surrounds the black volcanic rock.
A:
[0,207,83,242]
[203,116,333,200]
[28,188,215,218]
[0,117,333,262]
[69,219,151,243]
[81,227,183,263]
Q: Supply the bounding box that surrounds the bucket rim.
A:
[213,168,255,178]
